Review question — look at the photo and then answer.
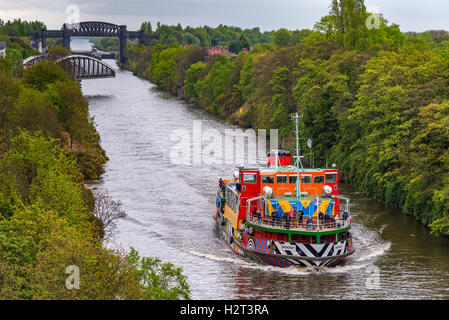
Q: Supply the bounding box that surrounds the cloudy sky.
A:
[0,0,448,32]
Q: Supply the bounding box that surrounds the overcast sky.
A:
[1,0,448,32]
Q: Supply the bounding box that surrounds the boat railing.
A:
[246,211,351,232]
[246,195,351,232]
[224,184,240,214]
[217,187,225,199]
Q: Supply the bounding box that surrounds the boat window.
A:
[289,175,297,184]
[243,173,257,184]
[326,173,337,183]
[301,175,312,184]
[276,175,287,184]
[262,176,274,184]
[314,176,325,184]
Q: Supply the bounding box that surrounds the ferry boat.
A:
[214,114,355,271]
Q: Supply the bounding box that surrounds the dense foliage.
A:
[0,37,38,78]
[0,19,45,37]
[127,21,310,52]
[90,37,120,52]
[0,59,191,299]
[124,0,449,236]
[145,22,271,48]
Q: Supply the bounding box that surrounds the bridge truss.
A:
[23,54,116,80]
[31,21,159,65]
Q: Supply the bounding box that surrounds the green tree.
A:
[22,61,70,91]
[149,45,186,93]
[330,0,370,50]
[184,61,205,101]
[7,87,60,137]
[195,55,234,113]
[269,66,293,136]
[181,32,200,45]
[127,247,190,300]
[140,21,153,34]
[273,28,292,47]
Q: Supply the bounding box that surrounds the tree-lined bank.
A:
[0,40,190,298]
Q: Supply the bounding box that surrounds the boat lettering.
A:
[281,244,296,251]
[334,243,344,252]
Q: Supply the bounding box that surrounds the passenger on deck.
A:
[277,208,284,219]
[288,209,295,228]
[323,213,331,228]
[329,214,336,228]
[284,214,291,230]
[252,208,261,223]
[342,211,349,224]
[277,208,284,227]
[298,209,304,226]
[318,211,325,226]
[288,209,295,219]
[240,221,246,232]
[307,218,314,230]
[271,210,279,226]
[273,208,284,226]
[219,178,226,193]
[255,209,261,222]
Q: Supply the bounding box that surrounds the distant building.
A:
[205,46,236,61]
[0,41,6,58]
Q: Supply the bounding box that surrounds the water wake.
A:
[184,249,314,275]
[354,242,391,263]
[184,246,390,276]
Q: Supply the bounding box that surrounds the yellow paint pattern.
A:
[266,199,333,217]
[223,204,239,230]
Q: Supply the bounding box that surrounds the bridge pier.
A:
[40,28,47,53]
[119,25,128,65]
[62,24,71,50]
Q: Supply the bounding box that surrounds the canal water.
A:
[74,39,449,300]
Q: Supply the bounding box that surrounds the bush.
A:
[22,61,70,91]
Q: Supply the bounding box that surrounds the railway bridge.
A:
[30,21,159,65]
[23,54,116,80]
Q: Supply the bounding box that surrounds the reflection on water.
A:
[75,39,449,300]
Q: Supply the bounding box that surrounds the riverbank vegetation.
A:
[0,19,41,79]
[90,37,120,52]
[137,21,311,51]
[124,0,449,236]
[0,19,45,37]
[0,28,191,298]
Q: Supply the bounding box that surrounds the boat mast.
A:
[292,113,303,199]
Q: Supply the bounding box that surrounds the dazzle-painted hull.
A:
[216,215,355,270]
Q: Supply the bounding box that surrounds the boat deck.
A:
[246,213,350,233]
